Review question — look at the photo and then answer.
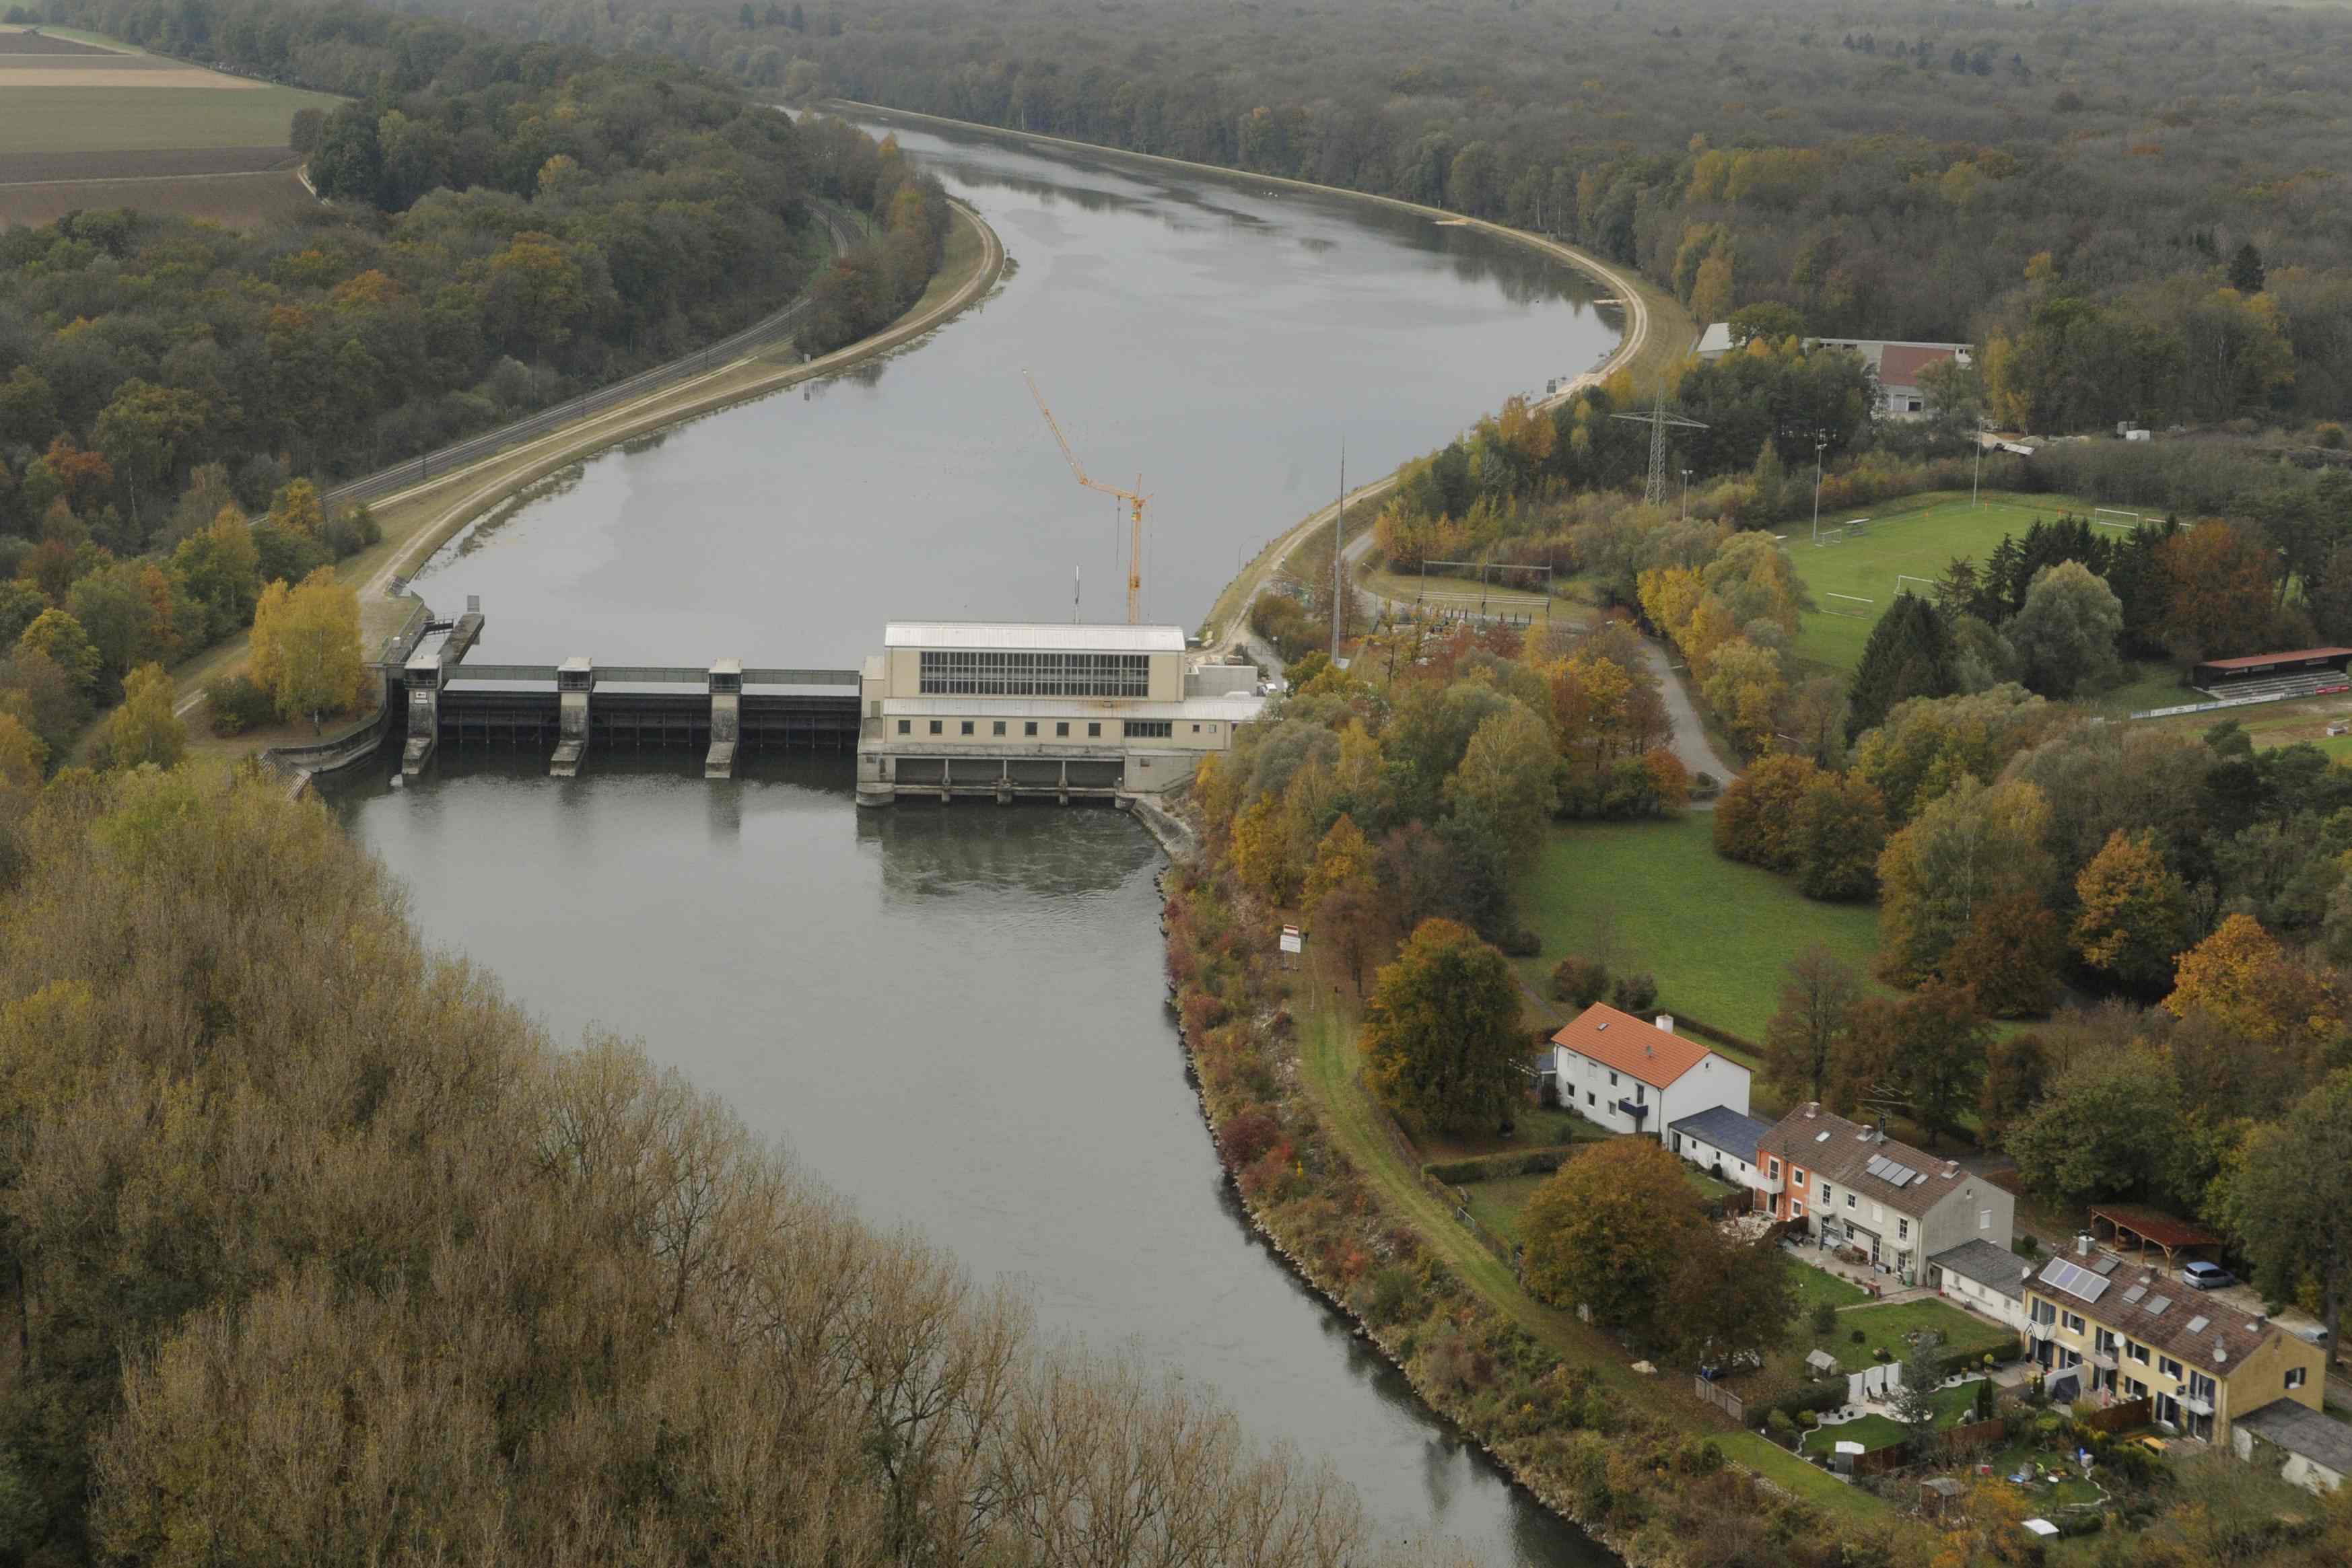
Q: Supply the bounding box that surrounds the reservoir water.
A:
[333,118,1622,1565]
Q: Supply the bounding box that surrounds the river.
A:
[331,118,1622,1566]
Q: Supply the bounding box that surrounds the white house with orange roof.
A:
[1546,1004,1752,1143]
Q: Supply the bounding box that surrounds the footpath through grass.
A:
[1785,489,2106,672]
[1513,814,1886,1042]
[1292,964,1891,1523]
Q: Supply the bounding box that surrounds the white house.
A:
[1548,1005,1750,1143]
[1929,1238,2035,1332]
[1668,1105,1775,1192]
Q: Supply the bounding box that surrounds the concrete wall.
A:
[1939,1271,2028,1332]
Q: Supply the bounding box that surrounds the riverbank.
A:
[141,197,1005,762]
[1156,825,1932,1567]
[815,101,1693,657]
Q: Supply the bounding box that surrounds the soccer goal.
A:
[1895,574,1939,599]
[1824,592,1875,619]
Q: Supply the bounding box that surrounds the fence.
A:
[1693,1378,1745,1424]
[315,206,857,515]
[2074,1397,2153,1434]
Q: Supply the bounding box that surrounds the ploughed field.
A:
[0,25,337,228]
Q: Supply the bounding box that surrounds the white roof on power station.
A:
[885,622,1186,653]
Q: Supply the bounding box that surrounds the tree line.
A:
[1,0,952,762]
[423,0,2352,433]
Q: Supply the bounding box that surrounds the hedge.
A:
[1423,1146,1583,1185]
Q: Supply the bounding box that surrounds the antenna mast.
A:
[1331,441,1345,662]
[1025,369,1148,624]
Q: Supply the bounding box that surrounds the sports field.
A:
[1783,489,2110,671]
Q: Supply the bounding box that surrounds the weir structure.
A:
[360,604,1270,799]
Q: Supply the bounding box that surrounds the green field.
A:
[1785,490,2110,672]
[0,83,338,153]
[1514,814,1886,1042]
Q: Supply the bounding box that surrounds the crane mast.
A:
[1025,370,1147,625]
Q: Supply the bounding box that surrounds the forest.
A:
[0,0,950,764]
[412,0,2352,432]
[0,765,1443,1567]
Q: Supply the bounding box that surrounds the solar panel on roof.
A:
[2121,1285,2146,1304]
[2042,1260,2113,1304]
[2145,1296,2172,1317]
[2186,1315,2209,1334]
[1865,1155,1890,1179]
[2091,1256,2120,1276]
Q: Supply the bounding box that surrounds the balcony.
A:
[2184,1395,2215,1417]
[2090,1350,2118,1370]
[1616,1099,1649,1122]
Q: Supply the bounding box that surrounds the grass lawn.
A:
[1785,1256,1870,1314]
[1416,1103,1613,1162]
[1801,1382,1989,1456]
[1686,1166,1738,1201]
[1984,1440,2105,1509]
[1515,814,1886,1042]
[1828,1299,2016,1373]
[1457,1172,1549,1246]
[1784,490,2106,672]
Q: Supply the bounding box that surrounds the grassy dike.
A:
[1156,845,1930,1568]
[113,199,1006,763]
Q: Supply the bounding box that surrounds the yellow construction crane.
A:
[1025,369,1147,625]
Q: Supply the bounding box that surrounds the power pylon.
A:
[1610,390,1708,509]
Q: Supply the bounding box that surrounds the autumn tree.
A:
[1760,945,1859,1104]
[1836,980,1991,1147]
[1875,776,2054,986]
[100,662,186,771]
[248,566,364,729]
[15,608,102,697]
[1789,770,1887,900]
[1520,1139,1704,1331]
[265,477,327,540]
[2006,559,2123,697]
[2219,1068,2352,1355]
[1943,892,2063,1018]
[1441,703,1558,862]
[2007,1045,2192,1207]
[1360,919,1524,1135]
[1660,1228,1795,1371]
[1710,752,1818,869]
[2157,521,2279,662]
[2164,912,2342,1046]
[0,710,44,792]
[2071,829,2190,993]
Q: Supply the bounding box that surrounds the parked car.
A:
[2181,1261,2236,1291]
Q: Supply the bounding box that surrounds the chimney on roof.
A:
[2215,1341,2227,1363]
[1803,1102,1819,1118]
[2076,1234,2094,1257]
[1943,1161,1959,1177]
[1655,1013,1673,1034]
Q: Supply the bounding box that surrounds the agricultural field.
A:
[0,24,337,229]
[1782,489,2114,672]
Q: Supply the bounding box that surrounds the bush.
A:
[1766,1409,1795,1440]
[205,673,277,736]
[1851,1328,1867,1345]
[2015,1233,2040,1257]
[1551,954,1609,1007]
[1810,1302,1838,1336]
[1756,1378,1847,1422]
[1498,927,1541,958]
[2316,422,2347,450]
[1365,1267,1414,1326]
[1610,970,1659,1012]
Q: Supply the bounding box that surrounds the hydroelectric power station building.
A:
[856,621,1268,806]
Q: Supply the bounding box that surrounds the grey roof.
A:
[2236,1399,2352,1478]
[884,621,1185,652]
[1669,1106,1772,1164]
[1932,1240,2033,1302]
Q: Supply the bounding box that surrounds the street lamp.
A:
[1680,468,1692,523]
[1811,439,1827,544]
[1972,418,1989,509]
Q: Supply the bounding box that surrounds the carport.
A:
[2089,1205,2220,1267]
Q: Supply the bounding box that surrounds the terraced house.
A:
[1754,1104,2014,1287]
[2024,1248,2327,1447]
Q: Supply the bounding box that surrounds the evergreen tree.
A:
[1845,594,1958,741]
[2229,240,2267,294]
[1750,437,1787,521]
